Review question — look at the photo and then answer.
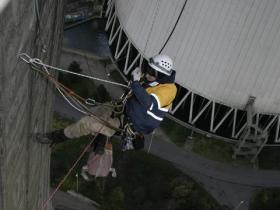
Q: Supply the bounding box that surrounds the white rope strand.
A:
[18,53,129,89]
[147,130,155,153]
[35,54,90,115]
[18,53,125,132]
[57,87,88,115]
[20,53,91,115]
[143,0,161,54]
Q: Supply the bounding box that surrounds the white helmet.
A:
[148,54,173,76]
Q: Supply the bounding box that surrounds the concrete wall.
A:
[0,0,65,209]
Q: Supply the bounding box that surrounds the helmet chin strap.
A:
[143,77,159,87]
[148,81,159,87]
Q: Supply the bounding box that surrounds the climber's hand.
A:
[131,67,142,81]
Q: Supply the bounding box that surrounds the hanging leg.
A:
[64,116,117,138]
[36,105,120,146]
[36,129,69,145]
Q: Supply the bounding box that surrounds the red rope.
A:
[40,126,104,210]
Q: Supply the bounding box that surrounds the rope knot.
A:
[18,53,32,64]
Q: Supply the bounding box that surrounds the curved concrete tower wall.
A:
[0,1,64,210]
[115,0,280,114]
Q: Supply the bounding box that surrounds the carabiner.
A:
[18,53,32,64]
[85,98,96,106]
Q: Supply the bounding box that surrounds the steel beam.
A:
[123,42,131,73]
[191,101,212,124]
[234,123,247,139]
[109,25,121,45]
[124,53,141,75]
[109,15,118,44]
[114,29,122,58]
[115,39,129,59]
[188,92,194,123]
[210,102,215,132]
[275,116,280,143]
[170,91,191,114]
[105,10,115,31]
[231,109,237,138]
[213,108,234,133]
[105,0,113,18]
[263,115,278,132]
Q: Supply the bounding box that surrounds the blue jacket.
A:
[125,72,177,134]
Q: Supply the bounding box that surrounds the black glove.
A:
[132,134,145,150]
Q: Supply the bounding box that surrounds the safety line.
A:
[147,130,155,153]
[19,54,125,135]
[40,128,103,210]
[18,53,129,89]
[159,0,188,54]
[143,0,161,53]
[33,66,124,132]
[31,66,93,115]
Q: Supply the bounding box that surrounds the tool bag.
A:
[86,142,116,178]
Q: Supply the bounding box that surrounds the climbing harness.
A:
[120,121,146,151]
[120,122,136,150]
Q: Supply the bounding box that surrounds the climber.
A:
[37,54,177,152]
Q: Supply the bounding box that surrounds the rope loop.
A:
[85,98,96,106]
[19,53,130,89]
[18,52,125,133]
[18,53,32,64]
[31,58,51,74]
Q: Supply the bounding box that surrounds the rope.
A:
[143,0,161,54]
[40,127,103,210]
[147,130,155,153]
[19,53,125,133]
[34,66,94,113]
[56,86,88,115]
[18,53,129,89]
[159,0,188,54]
[34,0,40,25]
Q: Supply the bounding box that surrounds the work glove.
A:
[131,67,142,81]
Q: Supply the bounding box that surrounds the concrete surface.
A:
[0,1,64,210]
[52,190,99,210]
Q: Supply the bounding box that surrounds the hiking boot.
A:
[36,133,52,144]
[36,129,69,145]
